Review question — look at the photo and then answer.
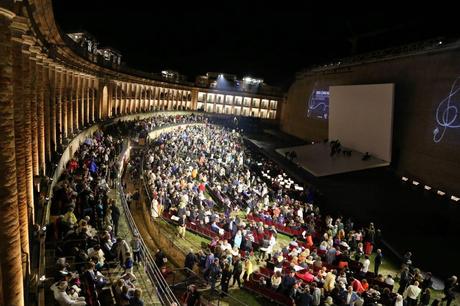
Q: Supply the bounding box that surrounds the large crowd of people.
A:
[45,113,208,306]
[47,128,147,305]
[141,123,458,306]
[44,113,458,306]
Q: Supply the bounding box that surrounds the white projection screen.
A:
[329,84,394,162]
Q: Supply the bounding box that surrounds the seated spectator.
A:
[129,289,144,306]
[50,281,86,306]
[384,275,395,286]
[271,271,282,289]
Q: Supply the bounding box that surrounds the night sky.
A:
[52,2,460,87]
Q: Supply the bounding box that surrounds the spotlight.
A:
[451,196,459,202]
[412,181,420,186]
[437,190,445,196]
[401,176,409,182]
[424,185,432,190]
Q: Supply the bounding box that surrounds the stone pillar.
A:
[90,78,95,122]
[191,88,198,110]
[11,16,30,278]
[43,61,51,166]
[29,51,39,176]
[114,82,118,116]
[73,73,79,131]
[122,82,127,114]
[88,78,93,123]
[49,64,57,158]
[80,75,85,127]
[36,57,46,175]
[62,71,68,139]
[85,77,90,124]
[21,36,35,224]
[0,9,25,306]
[135,84,139,113]
[68,71,74,135]
[54,67,62,148]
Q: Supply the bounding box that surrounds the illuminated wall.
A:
[282,47,460,194]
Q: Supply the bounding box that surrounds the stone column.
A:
[62,70,68,139]
[54,67,62,149]
[29,49,39,176]
[0,9,25,306]
[80,75,85,127]
[122,82,127,114]
[73,73,79,131]
[191,88,198,110]
[85,77,90,125]
[11,16,30,278]
[114,82,118,116]
[21,36,35,224]
[49,64,57,157]
[36,57,46,175]
[90,78,95,122]
[43,61,51,166]
[68,71,74,135]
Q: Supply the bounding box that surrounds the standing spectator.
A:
[296,286,313,306]
[116,238,131,264]
[111,202,121,236]
[311,282,321,306]
[403,281,422,306]
[220,262,232,297]
[124,252,134,274]
[342,286,359,306]
[374,249,383,275]
[184,249,196,273]
[131,234,141,264]
[242,257,253,282]
[398,266,411,294]
[209,258,221,292]
[182,284,200,306]
[231,256,243,288]
[422,272,433,290]
[177,214,187,239]
[441,275,458,306]
[129,289,144,306]
[420,288,431,306]
[361,255,370,276]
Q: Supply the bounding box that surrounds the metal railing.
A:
[117,140,180,306]
[170,268,250,306]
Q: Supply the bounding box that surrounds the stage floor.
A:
[275,143,390,177]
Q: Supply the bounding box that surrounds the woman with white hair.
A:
[50,281,86,306]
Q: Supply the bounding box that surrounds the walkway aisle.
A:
[108,187,162,306]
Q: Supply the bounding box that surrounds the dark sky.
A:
[52,2,459,87]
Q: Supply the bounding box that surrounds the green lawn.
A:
[156,219,211,252]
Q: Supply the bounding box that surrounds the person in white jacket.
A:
[50,281,86,306]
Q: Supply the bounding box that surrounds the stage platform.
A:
[275,143,390,177]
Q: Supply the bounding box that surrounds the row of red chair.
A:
[244,274,295,306]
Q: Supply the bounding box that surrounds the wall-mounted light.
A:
[450,196,459,202]
[401,176,409,182]
[424,185,432,190]
[437,190,445,196]
[412,181,420,186]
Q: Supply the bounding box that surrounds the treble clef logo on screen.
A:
[433,77,460,143]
